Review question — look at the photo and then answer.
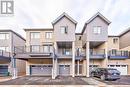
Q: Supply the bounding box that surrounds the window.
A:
[45,32,52,39]
[31,45,40,53]
[30,32,40,39]
[113,38,118,44]
[93,26,101,34]
[111,49,117,55]
[60,26,68,34]
[43,45,52,52]
[0,33,9,39]
[62,48,71,55]
[0,47,9,52]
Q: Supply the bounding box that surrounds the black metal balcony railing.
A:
[75,49,105,60]
[108,50,129,59]
[90,49,105,56]
[109,50,129,56]
[76,49,105,56]
[14,46,53,54]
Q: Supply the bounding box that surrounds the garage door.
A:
[59,65,70,76]
[0,65,8,76]
[108,65,127,75]
[30,65,52,75]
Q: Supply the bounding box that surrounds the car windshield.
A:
[108,69,120,73]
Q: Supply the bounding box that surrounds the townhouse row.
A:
[0,12,130,79]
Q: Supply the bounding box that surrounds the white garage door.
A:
[59,65,70,76]
[108,65,127,75]
[30,65,52,75]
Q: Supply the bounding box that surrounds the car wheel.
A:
[100,74,105,80]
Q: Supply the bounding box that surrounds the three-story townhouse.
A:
[0,30,26,77]
[81,12,111,77]
[14,12,130,79]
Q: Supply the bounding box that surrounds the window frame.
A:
[30,32,40,39]
[0,33,9,40]
[93,26,101,34]
[113,38,118,44]
[45,32,52,39]
[60,26,68,34]
[31,45,40,53]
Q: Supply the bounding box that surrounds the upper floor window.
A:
[0,46,9,52]
[43,45,52,52]
[113,38,118,44]
[93,26,101,34]
[31,45,40,53]
[45,32,52,39]
[62,48,71,55]
[30,32,40,39]
[0,33,9,40]
[60,26,68,34]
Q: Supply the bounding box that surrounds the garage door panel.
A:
[59,65,70,76]
[30,65,52,75]
[108,65,127,75]
[0,65,8,76]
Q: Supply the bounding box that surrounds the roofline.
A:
[0,29,25,41]
[52,12,77,25]
[108,35,119,37]
[75,33,82,35]
[81,12,111,34]
[24,28,53,31]
[119,27,130,37]
[85,12,111,24]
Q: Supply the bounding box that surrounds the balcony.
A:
[14,46,54,58]
[75,49,105,60]
[0,50,11,62]
[90,49,105,59]
[108,50,129,59]
[56,54,72,59]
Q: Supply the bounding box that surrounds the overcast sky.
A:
[0,0,130,38]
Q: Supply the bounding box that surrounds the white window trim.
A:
[93,26,101,34]
[45,32,52,39]
[0,33,9,40]
[60,26,68,34]
[30,32,40,39]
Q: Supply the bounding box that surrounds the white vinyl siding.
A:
[93,26,101,34]
[0,33,9,40]
[30,32,40,39]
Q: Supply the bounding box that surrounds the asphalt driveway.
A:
[94,75,130,85]
[0,76,88,85]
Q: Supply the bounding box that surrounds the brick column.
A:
[102,42,108,68]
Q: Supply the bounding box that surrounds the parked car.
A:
[91,68,120,80]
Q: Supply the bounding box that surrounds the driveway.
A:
[0,76,89,85]
[0,76,11,82]
[94,75,130,85]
